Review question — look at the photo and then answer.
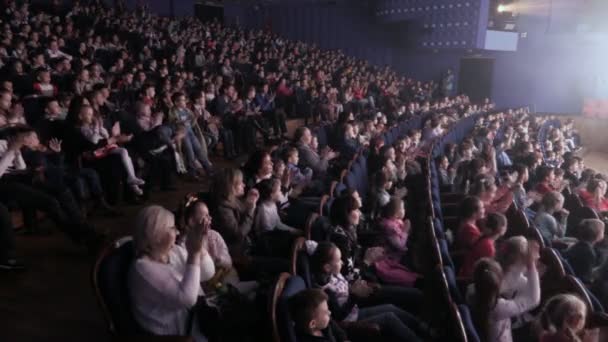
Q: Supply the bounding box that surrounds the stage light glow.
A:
[497,4,507,13]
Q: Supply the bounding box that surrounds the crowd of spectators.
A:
[1,2,608,342]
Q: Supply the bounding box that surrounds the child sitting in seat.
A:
[288,288,349,342]
[564,219,605,284]
[78,105,145,195]
[538,294,596,342]
[253,178,302,257]
[310,241,425,341]
[534,191,575,246]
[284,147,313,187]
[459,213,507,278]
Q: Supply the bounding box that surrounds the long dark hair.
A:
[472,258,503,342]
[310,241,338,276]
[243,149,271,177]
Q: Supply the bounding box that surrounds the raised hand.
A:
[185,221,205,260]
[48,138,62,153]
[111,122,121,137]
[246,188,260,208]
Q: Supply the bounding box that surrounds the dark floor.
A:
[1,119,303,342]
[1,181,198,341]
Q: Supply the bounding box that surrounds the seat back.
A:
[505,205,530,238]
[458,304,480,342]
[269,273,306,342]
[540,247,566,297]
[304,212,319,240]
[92,236,142,335]
[290,237,312,288]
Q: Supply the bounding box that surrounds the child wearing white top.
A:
[468,241,541,342]
[253,178,301,257]
[78,105,145,195]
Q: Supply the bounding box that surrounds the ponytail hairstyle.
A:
[471,258,503,342]
[537,294,587,342]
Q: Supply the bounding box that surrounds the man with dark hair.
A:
[288,288,349,342]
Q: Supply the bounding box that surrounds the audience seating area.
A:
[3,2,608,342]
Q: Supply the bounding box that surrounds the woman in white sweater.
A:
[128,205,215,341]
[469,241,541,342]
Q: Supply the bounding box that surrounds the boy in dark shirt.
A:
[288,288,349,342]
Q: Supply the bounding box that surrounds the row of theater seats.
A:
[267,110,487,342]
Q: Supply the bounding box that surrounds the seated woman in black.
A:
[327,194,424,313]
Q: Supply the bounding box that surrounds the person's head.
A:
[182,198,212,236]
[284,147,299,165]
[215,168,245,200]
[541,191,564,213]
[382,197,405,220]
[45,99,61,118]
[436,155,449,170]
[577,219,605,244]
[294,126,312,145]
[273,158,286,177]
[483,212,507,239]
[78,105,95,125]
[539,294,587,338]
[554,168,565,183]
[329,194,361,228]
[382,145,396,162]
[245,150,273,177]
[472,258,503,342]
[495,236,529,272]
[563,157,581,174]
[133,205,177,258]
[586,178,607,197]
[310,241,343,276]
[343,123,354,139]
[580,168,596,184]
[171,92,187,109]
[537,166,555,184]
[288,289,331,334]
[257,178,282,203]
[459,196,485,222]
[373,170,392,191]
[37,69,51,84]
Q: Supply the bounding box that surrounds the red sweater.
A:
[456,222,481,250]
[459,237,495,278]
[535,181,555,195]
[579,189,608,212]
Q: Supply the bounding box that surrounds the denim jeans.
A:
[360,285,424,315]
[357,304,422,342]
[183,127,211,171]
